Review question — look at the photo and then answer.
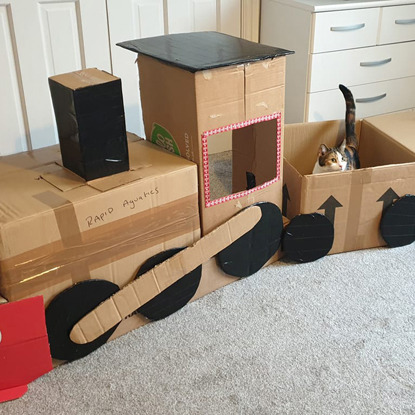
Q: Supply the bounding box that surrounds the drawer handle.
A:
[356,93,387,103]
[395,18,415,25]
[360,58,392,67]
[330,23,365,32]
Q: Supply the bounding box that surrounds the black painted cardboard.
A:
[49,68,129,181]
[380,195,415,248]
[282,213,334,263]
[217,202,283,277]
[118,31,293,73]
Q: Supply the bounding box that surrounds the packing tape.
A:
[33,192,90,284]
[1,194,199,302]
[343,170,373,252]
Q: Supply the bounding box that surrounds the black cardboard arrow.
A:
[318,196,343,224]
[377,188,399,212]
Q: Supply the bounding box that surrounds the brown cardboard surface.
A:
[195,65,245,133]
[363,111,415,158]
[283,118,415,254]
[282,160,302,219]
[139,55,199,163]
[137,55,286,235]
[245,57,286,120]
[49,68,117,90]
[0,140,200,304]
[0,145,62,176]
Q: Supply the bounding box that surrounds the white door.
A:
[1,0,250,155]
[107,0,242,139]
[0,0,110,155]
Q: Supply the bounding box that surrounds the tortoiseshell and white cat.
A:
[312,84,360,174]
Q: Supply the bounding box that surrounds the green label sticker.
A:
[151,123,180,155]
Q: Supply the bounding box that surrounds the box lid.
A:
[364,111,415,155]
[48,68,118,90]
[117,31,293,73]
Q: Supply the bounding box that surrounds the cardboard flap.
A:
[364,111,415,154]
[0,145,62,177]
[49,68,118,91]
[39,141,157,193]
[283,159,303,218]
[87,170,144,192]
[40,163,86,192]
[360,116,415,168]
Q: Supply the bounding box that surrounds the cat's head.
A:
[313,144,347,174]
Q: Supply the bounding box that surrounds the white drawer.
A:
[379,5,415,44]
[312,8,380,53]
[308,41,415,92]
[306,77,415,121]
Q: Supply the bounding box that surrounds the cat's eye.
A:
[331,158,336,163]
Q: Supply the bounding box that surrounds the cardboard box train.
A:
[0,33,293,393]
[0,31,414,400]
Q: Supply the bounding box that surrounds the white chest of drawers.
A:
[260,0,415,123]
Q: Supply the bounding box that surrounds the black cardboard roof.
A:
[117,31,294,73]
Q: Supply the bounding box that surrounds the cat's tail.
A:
[339,84,358,150]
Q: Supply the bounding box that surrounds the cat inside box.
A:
[285,120,415,176]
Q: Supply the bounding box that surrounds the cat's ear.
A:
[318,144,328,156]
[339,139,346,152]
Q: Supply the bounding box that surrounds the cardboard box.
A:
[363,110,415,153]
[118,32,293,235]
[49,68,129,181]
[283,116,415,254]
[0,139,200,306]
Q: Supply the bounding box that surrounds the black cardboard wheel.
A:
[135,248,202,321]
[380,194,415,248]
[282,213,334,263]
[217,202,283,277]
[45,279,120,362]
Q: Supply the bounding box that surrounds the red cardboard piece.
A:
[0,385,28,402]
[0,296,53,403]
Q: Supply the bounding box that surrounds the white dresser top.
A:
[273,0,414,12]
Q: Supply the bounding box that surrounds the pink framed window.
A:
[202,112,282,208]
